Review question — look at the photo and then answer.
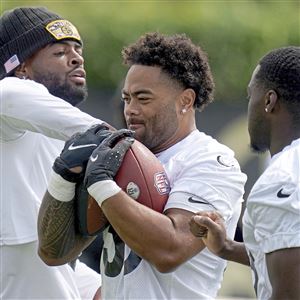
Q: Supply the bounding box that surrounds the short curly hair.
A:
[122,32,215,111]
[255,46,300,121]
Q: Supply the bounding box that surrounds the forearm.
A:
[38,191,95,265]
[102,192,172,255]
[101,191,203,271]
[219,239,250,266]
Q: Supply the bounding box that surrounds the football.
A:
[75,139,170,236]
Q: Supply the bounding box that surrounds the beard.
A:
[130,102,178,151]
[33,71,88,107]
[249,125,269,154]
[250,142,268,154]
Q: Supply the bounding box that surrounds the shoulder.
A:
[273,139,300,173]
[1,77,52,109]
[1,77,48,96]
[247,144,300,218]
[251,140,300,201]
[176,130,241,171]
[162,130,246,195]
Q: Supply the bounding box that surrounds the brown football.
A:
[75,139,170,236]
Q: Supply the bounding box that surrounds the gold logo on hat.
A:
[45,20,81,41]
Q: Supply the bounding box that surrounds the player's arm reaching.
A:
[38,124,112,265]
[189,211,250,266]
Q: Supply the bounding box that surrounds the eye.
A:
[138,95,151,102]
[54,50,66,56]
[121,96,130,104]
[75,47,83,56]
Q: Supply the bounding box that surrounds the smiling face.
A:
[247,65,271,153]
[122,65,186,153]
[23,40,87,106]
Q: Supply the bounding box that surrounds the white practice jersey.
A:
[0,77,102,299]
[100,130,247,300]
[0,77,100,245]
[243,138,300,300]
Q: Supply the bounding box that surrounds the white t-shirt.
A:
[243,138,300,300]
[100,130,247,299]
[0,77,101,299]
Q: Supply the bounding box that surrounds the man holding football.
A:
[189,46,300,300]
[0,6,108,299]
[38,32,247,299]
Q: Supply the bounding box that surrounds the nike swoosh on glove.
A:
[53,124,112,182]
[84,129,134,188]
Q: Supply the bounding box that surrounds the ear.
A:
[178,88,196,114]
[14,62,27,79]
[264,90,278,113]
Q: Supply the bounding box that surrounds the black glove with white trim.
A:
[53,124,111,183]
[84,129,134,188]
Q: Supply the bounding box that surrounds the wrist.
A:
[218,238,237,260]
[87,180,121,207]
[48,170,76,202]
[53,158,82,183]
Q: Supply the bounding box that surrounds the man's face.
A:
[122,65,184,153]
[24,40,87,106]
[247,65,270,153]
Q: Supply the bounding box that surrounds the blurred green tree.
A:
[2,0,299,102]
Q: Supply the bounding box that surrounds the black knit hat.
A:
[0,7,82,79]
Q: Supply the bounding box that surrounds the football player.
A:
[38,32,247,299]
[190,46,300,300]
[0,6,107,299]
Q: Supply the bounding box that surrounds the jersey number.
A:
[102,226,142,277]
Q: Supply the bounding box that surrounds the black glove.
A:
[53,124,112,182]
[84,129,134,188]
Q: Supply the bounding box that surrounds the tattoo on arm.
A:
[38,191,95,263]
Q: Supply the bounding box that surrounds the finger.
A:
[189,219,208,238]
[211,211,224,221]
[194,229,208,238]
[88,123,110,135]
[195,211,224,222]
[113,137,135,153]
[193,215,220,232]
[194,211,213,218]
[103,129,134,147]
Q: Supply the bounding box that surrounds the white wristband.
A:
[48,170,76,202]
[87,180,121,207]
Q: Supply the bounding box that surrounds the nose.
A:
[70,51,84,67]
[124,99,140,116]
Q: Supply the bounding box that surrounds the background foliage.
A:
[1,2,298,296]
[2,0,299,102]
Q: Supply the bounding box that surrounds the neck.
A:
[270,126,300,156]
[152,118,197,154]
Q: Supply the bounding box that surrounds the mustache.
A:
[126,118,145,125]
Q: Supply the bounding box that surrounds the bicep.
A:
[165,208,206,258]
[266,247,300,300]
